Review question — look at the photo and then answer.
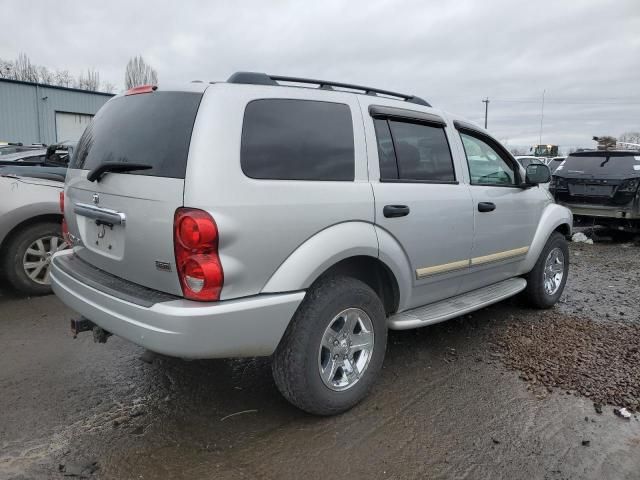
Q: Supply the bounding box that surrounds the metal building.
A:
[0,78,114,145]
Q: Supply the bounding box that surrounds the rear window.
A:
[560,154,640,176]
[71,91,202,179]
[241,99,354,181]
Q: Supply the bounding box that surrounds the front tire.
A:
[272,276,387,415]
[524,231,569,309]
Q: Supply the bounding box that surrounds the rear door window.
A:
[373,118,456,182]
[241,99,355,181]
[71,91,203,179]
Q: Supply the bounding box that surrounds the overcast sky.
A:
[3,0,639,149]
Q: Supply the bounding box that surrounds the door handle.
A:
[383,205,410,218]
[477,202,496,213]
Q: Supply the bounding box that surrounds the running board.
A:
[388,278,527,330]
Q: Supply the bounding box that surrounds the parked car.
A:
[0,144,44,156]
[0,174,68,294]
[547,156,566,173]
[0,142,75,168]
[0,149,47,164]
[550,150,640,233]
[0,165,67,182]
[51,73,572,415]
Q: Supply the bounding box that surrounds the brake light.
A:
[124,84,157,96]
[59,191,71,243]
[174,208,224,301]
[618,178,640,193]
[550,176,568,190]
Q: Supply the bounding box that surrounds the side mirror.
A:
[525,163,551,185]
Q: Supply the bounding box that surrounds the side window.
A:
[373,118,456,182]
[241,99,354,181]
[373,119,398,179]
[460,132,516,186]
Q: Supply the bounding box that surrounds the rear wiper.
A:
[599,156,611,168]
[87,162,152,182]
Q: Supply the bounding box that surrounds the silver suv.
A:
[51,73,572,415]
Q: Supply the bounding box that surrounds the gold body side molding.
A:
[470,246,529,266]
[415,246,529,279]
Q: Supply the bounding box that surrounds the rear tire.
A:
[272,276,387,415]
[524,232,569,309]
[1,221,67,296]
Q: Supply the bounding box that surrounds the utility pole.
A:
[539,89,546,145]
[482,97,489,129]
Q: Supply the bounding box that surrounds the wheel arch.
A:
[0,213,63,252]
[261,221,406,315]
[521,203,572,273]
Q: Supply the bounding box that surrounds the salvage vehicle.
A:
[550,150,640,233]
[50,73,572,415]
[0,174,69,294]
[0,142,75,168]
[0,149,47,164]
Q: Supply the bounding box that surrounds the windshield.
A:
[71,91,203,179]
[559,154,640,176]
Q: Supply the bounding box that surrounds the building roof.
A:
[0,78,115,97]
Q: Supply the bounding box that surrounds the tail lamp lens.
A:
[619,178,640,192]
[59,191,65,213]
[174,208,223,301]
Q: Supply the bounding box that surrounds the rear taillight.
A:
[550,176,568,190]
[174,208,223,301]
[618,178,640,193]
[59,191,70,243]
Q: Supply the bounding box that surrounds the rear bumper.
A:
[50,250,305,359]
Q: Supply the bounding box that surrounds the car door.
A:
[365,104,474,309]
[454,125,546,291]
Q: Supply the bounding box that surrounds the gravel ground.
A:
[496,313,640,412]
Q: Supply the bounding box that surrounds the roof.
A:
[569,150,640,157]
[0,78,115,97]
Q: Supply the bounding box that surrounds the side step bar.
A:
[388,278,527,330]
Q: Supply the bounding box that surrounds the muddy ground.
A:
[1,236,639,480]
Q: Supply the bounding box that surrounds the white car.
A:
[0,173,69,294]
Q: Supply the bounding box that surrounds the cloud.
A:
[2,0,639,147]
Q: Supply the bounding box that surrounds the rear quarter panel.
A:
[0,176,62,247]
[184,84,374,300]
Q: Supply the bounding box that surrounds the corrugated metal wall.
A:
[0,79,113,144]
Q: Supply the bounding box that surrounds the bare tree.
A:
[54,69,75,88]
[76,69,101,91]
[125,56,158,89]
[13,53,39,82]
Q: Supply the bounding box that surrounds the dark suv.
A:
[550,150,640,232]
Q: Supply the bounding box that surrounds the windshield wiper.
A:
[87,162,152,182]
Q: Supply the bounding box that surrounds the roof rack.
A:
[226,72,431,107]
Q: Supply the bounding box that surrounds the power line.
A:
[491,99,640,105]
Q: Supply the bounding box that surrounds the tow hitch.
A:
[70,317,113,343]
